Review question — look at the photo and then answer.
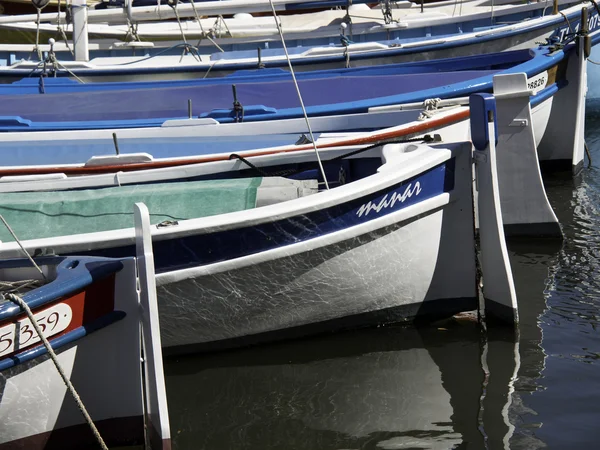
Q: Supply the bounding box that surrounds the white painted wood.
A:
[71,0,89,62]
[571,30,589,173]
[0,0,553,26]
[134,203,171,449]
[537,17,588,171]
[473,104,519,325]
[492,73,561,238]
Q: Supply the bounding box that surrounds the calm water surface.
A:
[163,83,600,450]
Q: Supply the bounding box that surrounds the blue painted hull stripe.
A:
[73,158,453,273]
[0,310,126,371]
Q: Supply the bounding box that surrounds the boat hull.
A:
[0,258,144,449]
[157,198,477,353]
[0,142,479,353]
[149,143,478,352]
[0,0,593,82]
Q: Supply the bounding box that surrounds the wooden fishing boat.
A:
[0,0,590,82]
[0,99,518,353]
[0,43,580,133]
[0,213,170,448]
[0,31,589,176]
[0,0,578,45]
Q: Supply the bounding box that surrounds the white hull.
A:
[0,141,483,352]
[0,259,144,448]
[157,183,476,351]
[0,0,588,82]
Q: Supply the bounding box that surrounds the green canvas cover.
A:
[0,178,262,242]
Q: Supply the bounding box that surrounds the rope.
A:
[0,279,43,294]
[56,0,74,56]
[329,135,437,162]
[559,11,574,34]
[344,46,350,68]
[229,153,298,177]
[228,135,436,179]
[34,8,43,61]
[0,216,47,283]
[590,0,600,18]
[0,214,105,448]
[267,0,330,190]
[168,0,188,45]
[585,140,593,166]
[189,0,224,52]
[381,0,393,24]
[418,98,444,120]
[202,61,215,78]
[26,43,200,80]
[4,293,108,450]
[217,15,232,39]
[124,18,141,43]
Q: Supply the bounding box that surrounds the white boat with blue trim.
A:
[0,104,517,353]
[0,209,170,449]
[0,0,592,82]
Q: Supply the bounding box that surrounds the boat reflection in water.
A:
[163,239,559,450]
[505,239,561,449]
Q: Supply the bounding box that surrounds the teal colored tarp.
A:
[0,178,262,242]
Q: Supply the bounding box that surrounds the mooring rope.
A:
[168,0,188,45]
[228,135,436,178]
[55,0,74,56]
[189,0,224,52]
[585,140,593,166]
[0,279,43,295]
[33,8,43,61]
[0,214,107,449]
[267,0,330,189]
[4,292,109,450]
[0,216,46,283]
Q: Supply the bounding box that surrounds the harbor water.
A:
[162,63,600,449]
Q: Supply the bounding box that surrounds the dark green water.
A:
[163,79,600,450]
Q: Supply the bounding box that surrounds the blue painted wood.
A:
[0,0,588,80]
[2,48,529,95]
[0,311,126,370]
[0,45,568,132]
[0,257,124,321]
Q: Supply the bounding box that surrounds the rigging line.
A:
[56,0,73,55]
[0,215,47,283]
[188,0,224,52]
[34,8,43,61]
[267,0,330,190]
[169,0,188,45]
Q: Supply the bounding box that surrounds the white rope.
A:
[5,292,109,450]
[170,1,188,45]
[189,0,224,52]
[267,0,330,190]
[56,0,74,56]
[0,279,43,294]
[217,15,232,38]
[34,8,43,61]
